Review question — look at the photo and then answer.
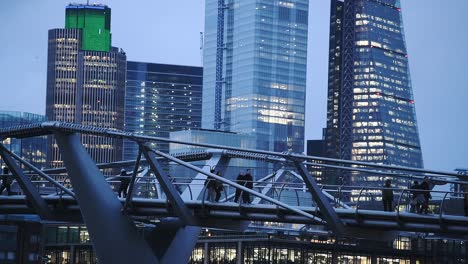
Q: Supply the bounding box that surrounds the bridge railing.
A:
[9,173,468,216]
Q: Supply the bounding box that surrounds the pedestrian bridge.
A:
[1,122,467,264]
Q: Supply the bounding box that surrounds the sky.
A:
[0,0,467,172]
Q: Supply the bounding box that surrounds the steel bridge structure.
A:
[0,122,467,264]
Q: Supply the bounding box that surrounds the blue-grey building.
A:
[324,0,423,193]
[0,111,47,169]
[202,0,309,153]
[123,62,203,159]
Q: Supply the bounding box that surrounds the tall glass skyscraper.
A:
[325,0,423,192]
[123,62,203,159]
[202,0,309,153]
[46,4,126,167]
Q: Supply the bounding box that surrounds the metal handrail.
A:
[439,191,451,223]
[396,189,407,223]
[355,187,366,217]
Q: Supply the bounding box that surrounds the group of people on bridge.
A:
[204,168,254,204]
[381,177,438,214]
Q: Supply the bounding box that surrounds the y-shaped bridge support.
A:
[140,144,201,263]
[54,132,158,263]
[292,159,345,236]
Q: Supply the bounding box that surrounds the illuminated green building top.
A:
[65,4,111,52]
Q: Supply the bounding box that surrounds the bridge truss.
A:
[0,122,467,263]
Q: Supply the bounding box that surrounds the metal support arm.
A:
[0,144,52,219]
[0,144,75,198]
[293,160,345,236]
[149,147,323,224]
[140,143,196,226]
[54,132,158,264]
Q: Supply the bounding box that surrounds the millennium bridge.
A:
[1,122,467,263]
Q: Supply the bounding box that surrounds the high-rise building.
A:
[46,4,126,167]
[325,0,423,191]
[0,111,47,169]
[123,62,203,159]
[202,0,309,153]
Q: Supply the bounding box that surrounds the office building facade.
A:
[40,224,468,264]
[46,4,126,167]
[0,111,47,169]
[202,0,309,153]
[123,62,202,159]
[324,0,423,192]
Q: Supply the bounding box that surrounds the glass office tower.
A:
[325,0,423,193]
[202,0,309,153]
[0,111,47,169]
[46,4,126,167]
[123,62,202,159]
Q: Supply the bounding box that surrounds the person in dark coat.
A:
[204,169,217,202]
[234,171,245,203]
[118,169,131,198]
[382,179,394,212]
[409,181,421,213]
[214,171,224,202]
[0,167,12,196]
[243,169,254,204]
[419,176,432,214]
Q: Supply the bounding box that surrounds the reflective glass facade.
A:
[0,111,47,169]
[202,0,308,153]
[46,5,126,168]
[325,0,423,192]
[123,62,202,159]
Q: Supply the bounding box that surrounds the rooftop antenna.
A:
[199,32,204,65]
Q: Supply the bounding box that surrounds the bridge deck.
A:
[2,195,468,234]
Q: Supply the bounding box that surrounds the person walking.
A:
[243,169,254,204]
[409,181,421,213]
[0,167,12,196]
[118,169,131,198]
[419,176,432,214]
[204,169,217,202]
[382,179,394,212]
[234,171,245,203]
[214,171,224,202]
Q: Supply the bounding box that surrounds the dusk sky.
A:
[1,0,467,172]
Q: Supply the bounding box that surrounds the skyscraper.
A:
[124,62,203,159]
[202,0,309,153]
[46,4,126,167]
[325,0,423,190]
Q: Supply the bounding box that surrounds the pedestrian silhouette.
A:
[419,176,432,214]
[234,171,245,203]
[243,169,254,204]
[382,179,394,212]
[118,169,131,198]
[0,167,12,196]
[214,171,224,202]
[410,181,422,213]
[204,169,217,202]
